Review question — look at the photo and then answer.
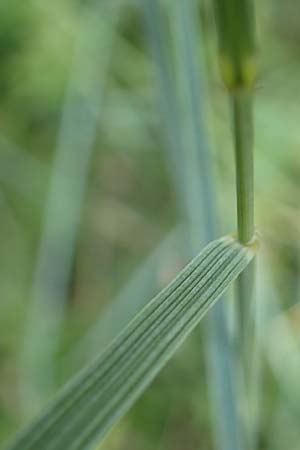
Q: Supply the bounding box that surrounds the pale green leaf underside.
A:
[6,235,256,450]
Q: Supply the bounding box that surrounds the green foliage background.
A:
[1,1,300,449]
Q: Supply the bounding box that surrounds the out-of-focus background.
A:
[1,0,300,449]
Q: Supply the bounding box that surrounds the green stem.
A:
[213,0,257,446]
[231,89,255,450]
[231,89,255,352]
[231,90,254,244]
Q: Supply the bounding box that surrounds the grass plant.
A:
[2,0,300,447]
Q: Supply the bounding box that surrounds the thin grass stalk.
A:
[143,0,243,449]
[20,2,121,417]
[213,0,257,346]
[213,0,257,447]
[232,92,254,244]
[231,91,255,365]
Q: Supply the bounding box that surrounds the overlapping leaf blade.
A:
[6,235,257,450]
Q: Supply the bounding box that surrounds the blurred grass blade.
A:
[20,2,122,416]
[6,235,257,450]
[171,0,216,243]
[145,1,244,449]
[170,3,244,449]
[142,0,185,208]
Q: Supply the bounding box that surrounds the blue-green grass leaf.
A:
[6,235,258,450]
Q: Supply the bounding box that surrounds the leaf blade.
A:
[6,235,257,450]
